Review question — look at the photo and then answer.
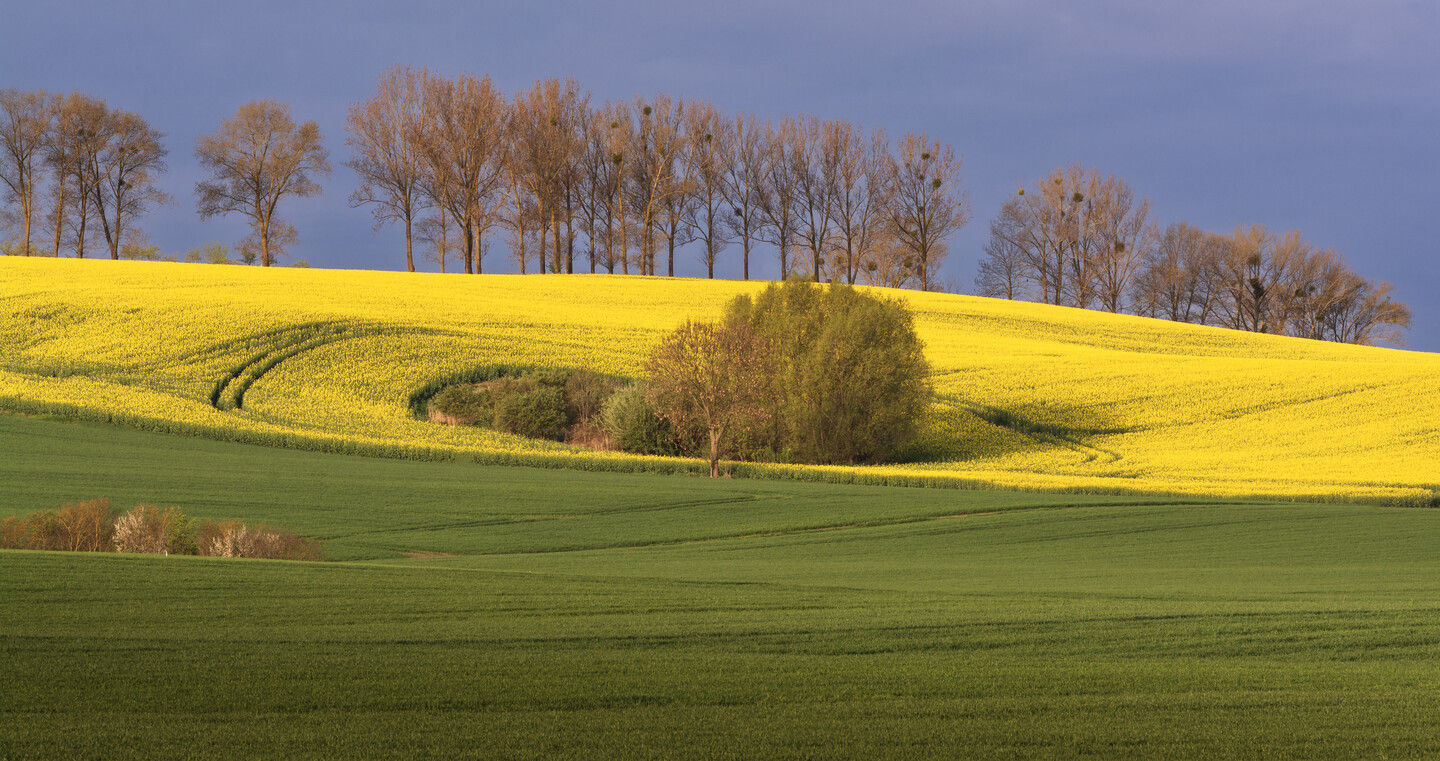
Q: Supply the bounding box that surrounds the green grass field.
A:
[4,413,1440,759]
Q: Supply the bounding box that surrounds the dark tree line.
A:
[345,66,970,288]
[975,165,1411,346]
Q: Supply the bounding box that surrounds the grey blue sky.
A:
[4,0,1437,348]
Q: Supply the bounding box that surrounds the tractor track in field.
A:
[207,321,393,411]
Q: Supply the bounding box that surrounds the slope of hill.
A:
[2,257,1436,504]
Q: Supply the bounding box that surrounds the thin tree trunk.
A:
[463,220,473,274]
[709,428,720,478]
[474,225,483,274]
[50,174,66,257]
[617,189,628,274]
[565,211,574,274]
[404,215,414,272]
[537,198,548,274]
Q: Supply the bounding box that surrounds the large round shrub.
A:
[722,279,931,464]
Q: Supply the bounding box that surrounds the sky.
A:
[4,0,1438,349]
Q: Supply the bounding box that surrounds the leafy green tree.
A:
[725,279,930,464]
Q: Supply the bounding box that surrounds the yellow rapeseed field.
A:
[2,257,1437,504]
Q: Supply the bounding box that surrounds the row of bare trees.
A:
[975,164,1411,345]
[0,88,169,259]
[346,66,970,289]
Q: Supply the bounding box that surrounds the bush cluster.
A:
[428,368,621,445]
[0,498,324,561]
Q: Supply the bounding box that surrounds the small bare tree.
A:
[195,101,330,267]
[974,229,1028,299]
[645,319,772,478]
[1087,173,1153,313]
[416,209,459,273]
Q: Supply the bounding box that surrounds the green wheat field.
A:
[3,413,1438,759]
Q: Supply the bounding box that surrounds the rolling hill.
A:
[2,256,1436,503]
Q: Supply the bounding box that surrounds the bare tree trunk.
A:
[463,220,473,274]
[111,215,123,260]
[404,216,414,272]
[565,209,574,274]
[438,221,446,274]
[536,198,548,274]
[75,193,89,259]
[474,224,483,274]
[617,180,627,275]
[552,207,562,274]
[709,428,720,478]
[50,177,65,257]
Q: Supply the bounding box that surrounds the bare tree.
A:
[827,122,891,284]
[758,117,801,279]
[888,133,968,291]
[604,104,633,274]
[576,106,610,273]
[416,73,506,275]
[1131,222,1223,323]
[682,100,731,278]
[792,117,834,280]
[974,228,1028,299]
[625,95,686,276]
[46,93,109,258]
[1087,173,1153,313]
[1212,224,1277,333]
[509,77,588,274]
[195,100,330,267]
[720,114,770,280]
[857,228,918,288]
[0,89,52,255]
[90,109,169,260]
[645,319,772,478]
[994,165,1097,305]
[416,209,459,273]
[346,65,429,272]
[1319,275,1411,346]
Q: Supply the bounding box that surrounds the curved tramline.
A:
[2,256,1438,504]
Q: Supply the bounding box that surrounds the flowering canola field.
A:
[2,257,1437,504]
